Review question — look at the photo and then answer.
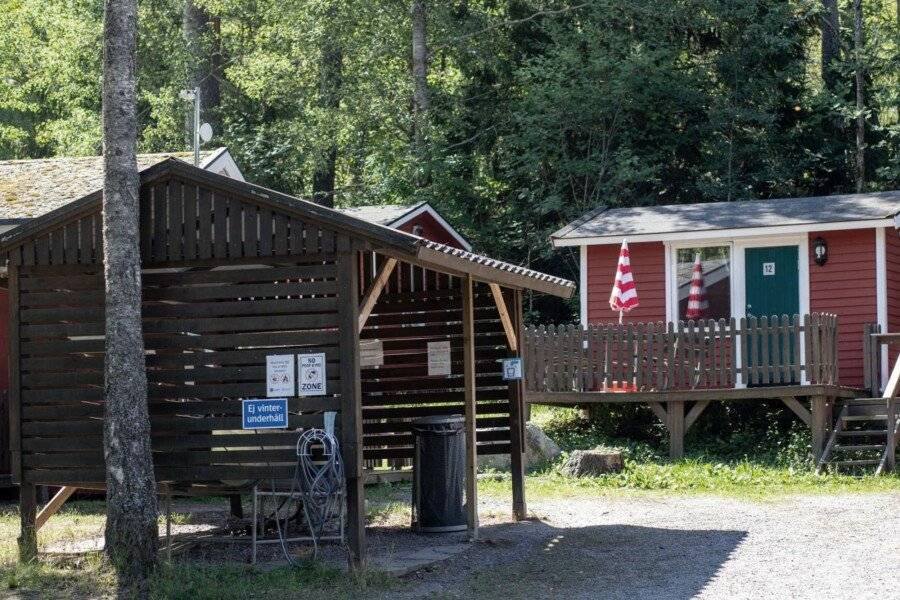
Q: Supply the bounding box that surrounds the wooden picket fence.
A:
[523,313,839,393]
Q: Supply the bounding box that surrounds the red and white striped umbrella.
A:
[684,253,708,319]
[609,239,639,321]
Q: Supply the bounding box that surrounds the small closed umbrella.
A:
[684,253,709,319]
[609,239,639,323]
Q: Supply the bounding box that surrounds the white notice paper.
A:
[298,352,327,396]
[427,341,452,376]
[266,354,295,397]
[360,339,384,368]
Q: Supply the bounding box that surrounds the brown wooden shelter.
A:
[0,159,574,564]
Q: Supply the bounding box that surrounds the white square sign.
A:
[427,341,452,376]
[502,358,523,381]
[266,354,295,397]
[762,262,775,276]
[298,352,326,396]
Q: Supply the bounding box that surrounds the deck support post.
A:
[18,483,37,562]
[462,274,479,539]
[228,494,243,519]
[36,486,77,531]
[508,289,527,521]
[667,400,685,460]
[810,395,832,463]
[338,244,366,569]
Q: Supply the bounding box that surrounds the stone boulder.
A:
[560,449,624,477]
[477,422,562,471]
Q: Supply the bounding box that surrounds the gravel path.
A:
[384,493,900,599]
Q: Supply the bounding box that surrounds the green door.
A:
[744,246,800,317]
[744,245,800,384]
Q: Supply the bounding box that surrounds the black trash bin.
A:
[411,415,466,532]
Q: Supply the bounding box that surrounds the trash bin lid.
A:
[411,414,464,433]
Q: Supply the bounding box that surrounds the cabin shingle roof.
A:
[552,191,900,244]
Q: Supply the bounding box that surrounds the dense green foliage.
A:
[1,0,898,319]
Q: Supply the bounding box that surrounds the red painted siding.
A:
[395,212,466,249]
[586,242,666,324]
[886,229,900,368]
[808,229,877,388]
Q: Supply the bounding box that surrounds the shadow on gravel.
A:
[394,520,747,600]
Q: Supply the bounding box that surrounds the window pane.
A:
[676,246,730,320]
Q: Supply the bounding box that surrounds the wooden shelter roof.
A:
[0,158,574,297]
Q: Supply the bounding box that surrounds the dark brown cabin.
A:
[0,159,574,563]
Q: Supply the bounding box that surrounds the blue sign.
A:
[242,398,288,430]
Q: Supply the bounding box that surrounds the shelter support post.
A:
[18,483,37,562]
[667,400,685,460]
[228,494,243,519]
[810,395,832,463]
[338,244,366,569]
[358,256,397,333]
[508,289,527,520]
[462,274,479,539]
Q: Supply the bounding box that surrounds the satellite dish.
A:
[199,122,213,143]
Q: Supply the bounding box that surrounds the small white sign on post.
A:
[298,352,327,396]
[360,339,384,368]
[762,262,776,276]
[266,354,295,397]
[427,341,452,376]
[502,357,523,381]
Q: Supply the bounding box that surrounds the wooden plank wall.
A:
[7,176,338,267]
[359,253,513,460]
[16,256,343,486]
[0,390,8,479]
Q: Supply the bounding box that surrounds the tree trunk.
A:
[102,0,158,587]
[853,0,865,192]
[183,0,222,146]
[411,0,430,173]
[820,0,841,92]
[312,4,342,208]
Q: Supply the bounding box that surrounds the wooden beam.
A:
[35,486,76,531]
[648,401,668,424]
[508,289,527,520]
[667,401,685,460]
[18,483,36,562]
[337,244,366,569]
[488,283,518,353]
[810,395,832,463]
[781,396,811,426]
[357,257,397,333]
[684,400,711,432]
[462,274,479,539]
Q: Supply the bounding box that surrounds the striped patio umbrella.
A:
[609,239,639,323]
[684,253,709,319]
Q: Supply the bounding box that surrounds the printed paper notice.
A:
[360,339,384,368]
[266,354,295,397]
[427,341,452,376]
[298,352,327,396]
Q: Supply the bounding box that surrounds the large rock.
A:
[478,423,562,471]
[560,449,624,477]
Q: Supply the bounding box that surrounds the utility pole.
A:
[180,87,201,166]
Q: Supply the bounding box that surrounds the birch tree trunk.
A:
[820,0,841,92]
[411,0,430,174]
[852,0,866,192]
[102,0,158,586]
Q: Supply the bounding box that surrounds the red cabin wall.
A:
[585,242,666,324]
[395,212,466,249]
[808,228,877,388]
[885,228,900,369]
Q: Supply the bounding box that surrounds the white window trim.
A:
[580,245,588,326]
[665,233,810,387]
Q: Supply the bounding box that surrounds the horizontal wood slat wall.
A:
[7,176,340,267]
[359,252,514,460]
[16,257,343,485]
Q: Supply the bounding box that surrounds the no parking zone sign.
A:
[298,352,327,396]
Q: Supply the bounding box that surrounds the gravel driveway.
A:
[383,493,900,599]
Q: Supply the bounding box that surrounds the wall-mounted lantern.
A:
[813,236,828,266]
